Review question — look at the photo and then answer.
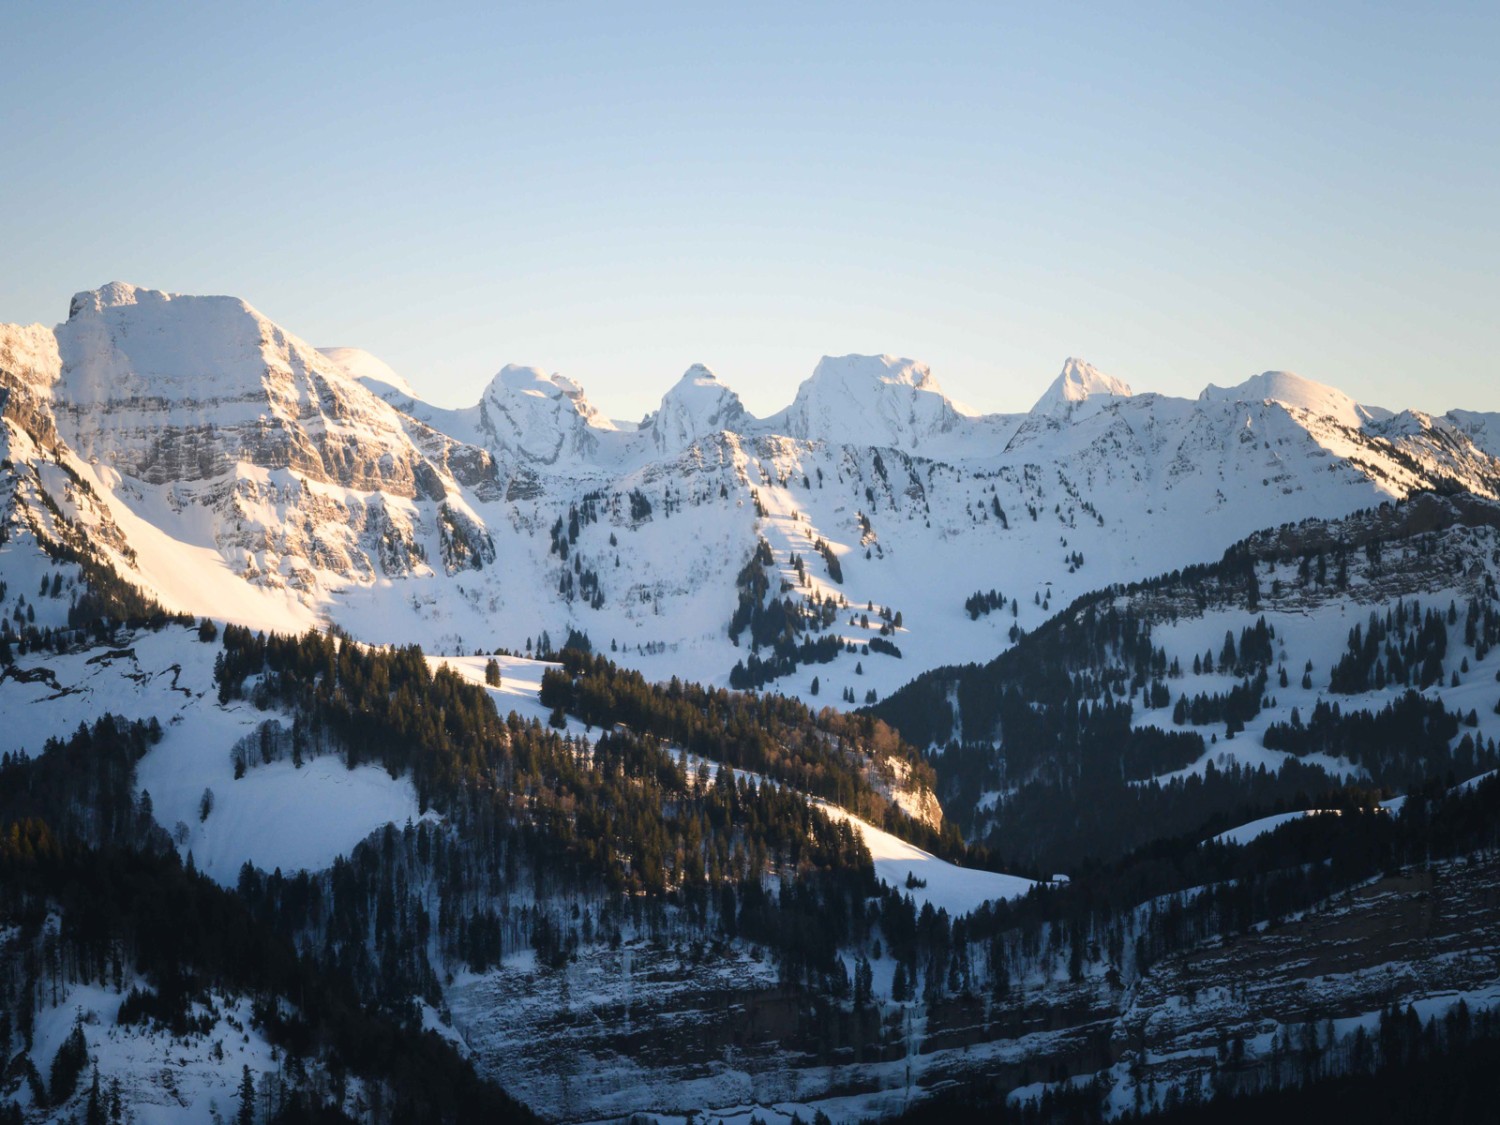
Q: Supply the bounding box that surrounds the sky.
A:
[2,1,1497,421]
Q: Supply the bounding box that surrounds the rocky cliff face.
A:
[0,285,512,593]
[53,283,445,499]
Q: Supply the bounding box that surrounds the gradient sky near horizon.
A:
[3,2,1497,420]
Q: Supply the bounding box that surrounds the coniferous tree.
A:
[49,1023,88,1106]
[237,1065,256,1125]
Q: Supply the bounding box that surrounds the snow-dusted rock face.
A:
[640,363,749,454]
[1199,369,1386,429]
[782,353,963,450]
[52,283,442,498]
[0,322,65,449]
[1029,356,1133,418]
[6,284,512,594]
[0,320,61,391]
[476,363,615,464]
[1446,409,1500,460]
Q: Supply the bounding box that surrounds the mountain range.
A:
[4,282,1499,706]
[4,283,1500,1124]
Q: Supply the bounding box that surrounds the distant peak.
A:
[1199,370,1384,428]
[809,353,938,391]
[478,363,614,462]
[679,362,719,383]
[643,364,747,453]
[784,354,958,449]
[1030,358,1132,416]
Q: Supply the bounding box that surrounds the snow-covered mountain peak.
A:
[1199,370,1385,429]
[1029,357,1133,418]
[29,284,472,595]
[485,364,608,418]
[67,280,152,317]
[814,353,939,391]
[477,364,615,463]
[641,363,749,453]
[783,354,960,450]
[54,281,340,412]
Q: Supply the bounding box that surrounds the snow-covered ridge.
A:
[1199,369,1389,429]
[320,345,418,400]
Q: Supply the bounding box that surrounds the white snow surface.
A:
[6,283,1500,720]
[1210,809,1339,846]
[819,803,1035,913]
[31,979,285,1125]
[1198,369,1386,429]
[477,362,616,463]
[0,624,423,886]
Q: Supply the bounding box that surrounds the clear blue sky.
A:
[3,2,1497,420]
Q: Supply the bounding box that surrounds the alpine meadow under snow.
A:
[5,283,1500,1124]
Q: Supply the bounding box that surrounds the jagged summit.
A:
[641,364,749,453]
[477,364,615,464]
[1029,358,1133,417]
[1199,370,1386,429]
[783,354,961,450]
[67,280,162,318]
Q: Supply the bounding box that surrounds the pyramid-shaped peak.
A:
[678,362,720,383]
[1031,358,1133,416]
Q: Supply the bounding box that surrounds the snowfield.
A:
[0,623,424,886]
[818,803,1035,914]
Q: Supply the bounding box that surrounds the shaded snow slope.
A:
[0,625,422,886]
[1210,810,1340,846]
